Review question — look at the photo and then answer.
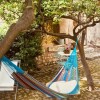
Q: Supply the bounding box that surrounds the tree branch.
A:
[62,14,94,24]
[62,15,78,22]
[76,20,100,36]
[30,28,75,40]
[41,26,75,40]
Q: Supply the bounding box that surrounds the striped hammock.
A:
[0,46,80,99]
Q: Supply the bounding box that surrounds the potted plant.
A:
[63,44,71,54]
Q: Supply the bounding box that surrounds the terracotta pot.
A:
[63,49,70,54]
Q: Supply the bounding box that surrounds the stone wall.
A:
[35,45,65,69]
[35,52,58,69]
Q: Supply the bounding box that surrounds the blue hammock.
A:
[0,45,80,99]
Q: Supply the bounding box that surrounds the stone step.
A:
[85,52,100,60]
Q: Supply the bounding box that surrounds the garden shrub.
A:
[0,32,43,71]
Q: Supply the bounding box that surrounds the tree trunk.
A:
[0,0,35,58]
[78,41,94,90]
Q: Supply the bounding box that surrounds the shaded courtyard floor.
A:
[0,57,100,100]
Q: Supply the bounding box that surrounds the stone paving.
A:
[0,52,100,100]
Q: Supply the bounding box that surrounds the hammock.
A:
[0,45,80,99]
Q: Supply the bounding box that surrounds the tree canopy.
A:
[1,0,100,35]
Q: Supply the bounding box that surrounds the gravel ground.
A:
[0,58,100,100]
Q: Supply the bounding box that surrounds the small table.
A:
[57,50,73,61]
[58,51,71,56]
[58,50,73,56]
